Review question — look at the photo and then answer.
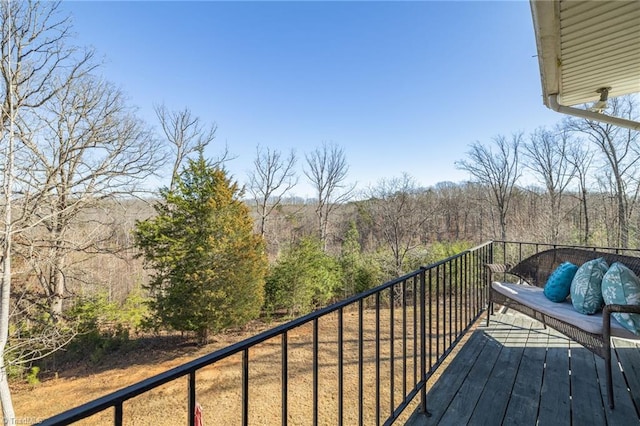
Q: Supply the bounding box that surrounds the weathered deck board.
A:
[595,348,639,425]
[616,338,640,411]
[501,317,546,426]
[406,312,640,426]
[434,331,502,425]
[467,315,528,425]
[420,330,488,423]
[571,344,606,425]
[537,327,571,425]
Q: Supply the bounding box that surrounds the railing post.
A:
[313,318,319,426]
[402,279,407,399]
[242,349,249,426]
[520,243,524,262]
[375,291,381,426]
[338,307,344,426]
[419,266,430,417]
[115,402,123,426]
[188,372,196,426]
[428,267,432,376]
[281,332,288,426]
[389,286,395,418]
[413,276,418,388]
[488,241,494,265]
[487,243,494,309]
[358,299,364,426]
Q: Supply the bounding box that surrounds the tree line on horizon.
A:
[1,1,640,422]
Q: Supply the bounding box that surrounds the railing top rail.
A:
[419,240,493,270]
[492,240,640,255]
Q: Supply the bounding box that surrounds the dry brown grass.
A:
[12,303,480,425]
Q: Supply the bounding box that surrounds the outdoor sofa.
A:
[486,247,640,408]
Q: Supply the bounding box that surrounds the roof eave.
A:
[530,0,640,131]
[530,0,561,108]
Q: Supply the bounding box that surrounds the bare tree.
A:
[566,134,595,245]
[433,181,472,241]
[0,0,95,419]
[247,146,297,237]
[0,66,16,425]
[523,126,577,242]
[364,173,429,276]
[304,143,355,250]
[566,96,640,248]
[154,104,217,190]
[456,133,522,240]
[19,75,165,317]
[0,2,162,419]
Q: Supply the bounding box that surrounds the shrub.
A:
[26,366,40,386]
[63,293,138,364]
[265,237,342,315]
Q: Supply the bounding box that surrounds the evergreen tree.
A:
[135,155,267,342]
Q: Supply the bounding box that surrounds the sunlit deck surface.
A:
[406,312,640,425]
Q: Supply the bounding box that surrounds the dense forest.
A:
[1,1,640,421]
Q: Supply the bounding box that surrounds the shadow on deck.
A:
[406,312,640,425]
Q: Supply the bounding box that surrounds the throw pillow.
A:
[570,257,608,314]
[601,262,640,335]
[543,262,579,302]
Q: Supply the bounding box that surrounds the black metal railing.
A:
[492,240,640,268]
[36,242,492,426]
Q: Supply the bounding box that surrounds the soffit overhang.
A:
[531,0,640,108]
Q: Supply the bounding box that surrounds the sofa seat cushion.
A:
[491,281,638,340]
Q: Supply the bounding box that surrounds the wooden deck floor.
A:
[406,312,640,426]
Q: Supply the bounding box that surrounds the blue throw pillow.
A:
[570,257,608,314]
[543,262,579,302]
[602,262,640,335]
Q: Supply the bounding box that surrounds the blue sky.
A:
[61,1,563,197]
